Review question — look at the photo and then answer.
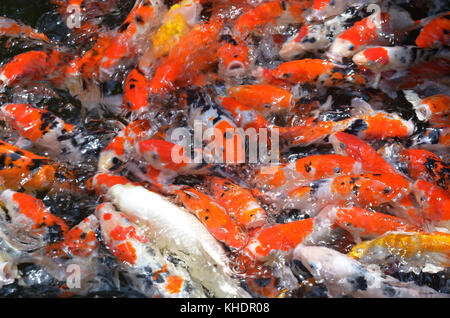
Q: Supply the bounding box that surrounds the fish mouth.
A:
[225,61,247,76]
[414,104,432,122]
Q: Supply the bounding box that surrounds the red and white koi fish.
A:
[0,17,49,42]
[0,189,69,250]
[353,46,449,73]
[280,5,370,59]
[99,0,160,79]
[98,119,152,172]
[327,7,418,62]
[103,183,250,297]
[96,202,205,297]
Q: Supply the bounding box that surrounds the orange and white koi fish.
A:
[58,214,99,258]
[288,173,411,215]
[149,16,223,94]
[411,179,450,231]
[0,17,49,42]
[349,232,450,273]
[294,244,445,297]
[89,172,135,196]
[0,104,91,162]
[399,148,449,190]
[99,0,159,79]
[404,92,449,126]
[0,139,74,193]
[0,50,64,92]
[96,202,205,297]
[307,0,378,21]
[98,119,152,172]
[416,12,450,48]
[280,5,370,59]
[103,183,250,297]
[309,205,420,244]
[267,58,364,87]
[254,154,362,194]
[0,189,69,248]
[327,7,417,62]
[241,218,314,264]
[206,176,267,230]
[173,186,249,251]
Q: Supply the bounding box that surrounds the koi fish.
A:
[218,34,250,77]
[228,84,294,113]
[0,17,49,42]
[98,119,152,172]
[404,92,449,126]
[150,0,202,59]
[353,46,449,73]
[173,185,249,251]
[287,173,411,215]
[58,214,99,258]
[309,205,420,244]
[329,131,401,175]
[241,218,314,264]
[327,7,417,62]
[0,140,74,193]
[411,179,450,231]
[399,148,449,190]
[99,0,159,79]
[284,100,414,146]
[233,0,310,38]
[294,244,446,297]
[206,176,267,230]
[0,189,69,250]
[410,127,450,149]
[269,59,349,87]
[104,183,250,297]
[0,50,64,92]
[0,104,92,162]
[280,5,370,60]
[307,0,377,21]
[149,16,224,94]
[416,12,450,48]
[254,154,362,194]
[96,202,205,297]
[122,68,150,114]
[349,232,450,273]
